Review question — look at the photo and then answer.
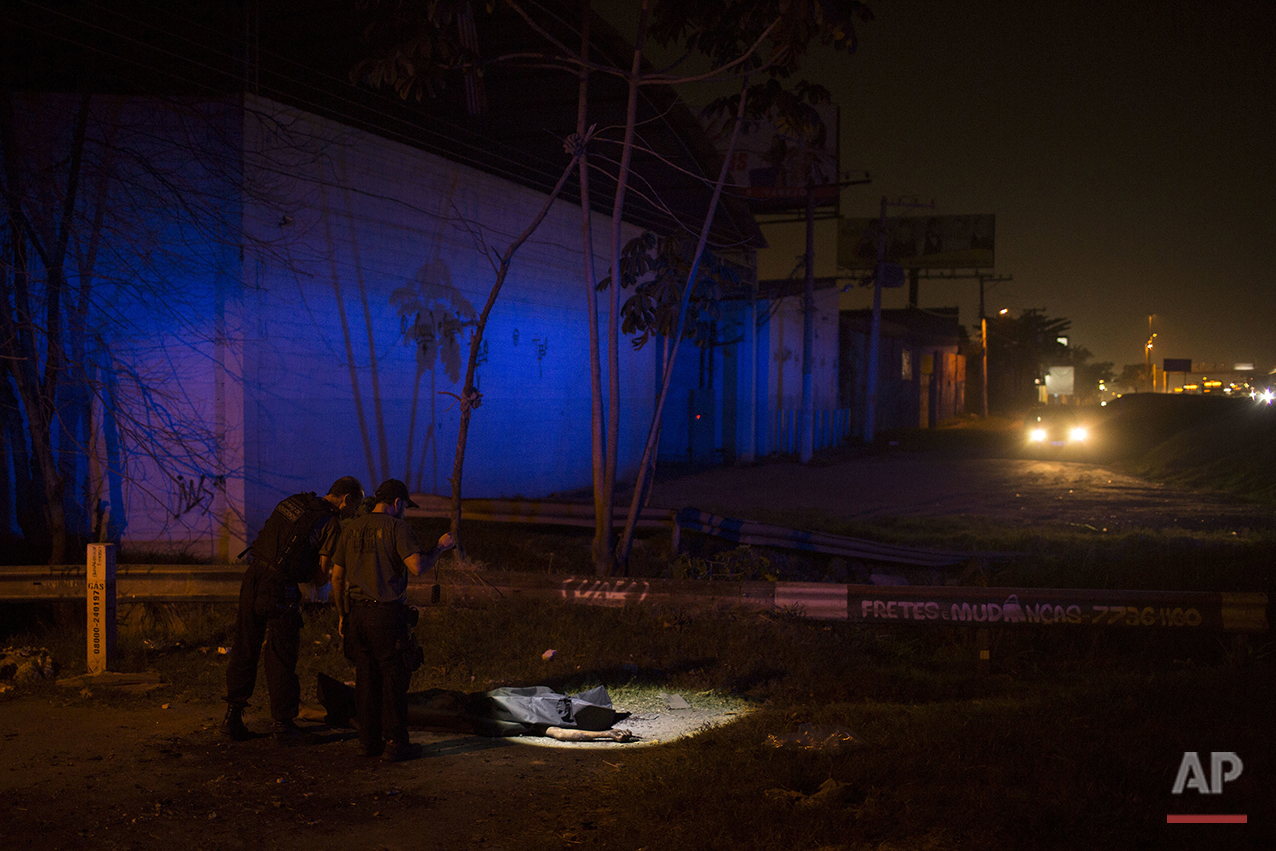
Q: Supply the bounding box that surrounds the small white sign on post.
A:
[87,543,117,675]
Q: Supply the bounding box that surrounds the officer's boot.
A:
[221,705,251,741]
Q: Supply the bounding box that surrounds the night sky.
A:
[824,0,1276,372]
[601,1,1275,374]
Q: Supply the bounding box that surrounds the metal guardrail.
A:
[405,495,981,569]
[406,494,681,557]
[405,494,674,530]
[673,508,1002,568]
[0,564,246,603]
[428,571,1269,634]
[3,566,1265,634]
[841,585,1269,634]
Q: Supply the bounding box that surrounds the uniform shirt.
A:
[332,512,424,604]
[315,517,342,560]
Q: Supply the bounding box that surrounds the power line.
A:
[43,0,753,243]
[7,0,577,193]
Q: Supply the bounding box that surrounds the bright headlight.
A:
[1070,426,1088,442]
[1029,428,1047,442]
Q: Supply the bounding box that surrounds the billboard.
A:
[1163,358,1192,373]
[700,103,839,210]
[837,214,995,270]
[1045,366,1075,396]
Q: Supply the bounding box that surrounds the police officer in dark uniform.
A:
[222,476,364,743]
[331,478,453,761]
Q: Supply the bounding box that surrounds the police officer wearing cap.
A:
[330,478,454,761]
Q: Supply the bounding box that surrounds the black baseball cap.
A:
[373,478,418,508]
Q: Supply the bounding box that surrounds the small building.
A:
[839,307,967,435]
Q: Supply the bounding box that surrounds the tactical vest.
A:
[248,492,336,584]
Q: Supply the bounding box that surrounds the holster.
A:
[398,605,424,673]
[253,566,300,619]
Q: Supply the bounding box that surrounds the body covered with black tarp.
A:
[315,673,618,737]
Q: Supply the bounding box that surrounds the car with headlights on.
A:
[1023,406,1090,455]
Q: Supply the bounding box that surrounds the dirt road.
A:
[0,698,644,850]
[650,447,1276,533]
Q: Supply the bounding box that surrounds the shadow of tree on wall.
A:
[392,260,477,494]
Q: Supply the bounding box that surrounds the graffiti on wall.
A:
[170,473,225,519]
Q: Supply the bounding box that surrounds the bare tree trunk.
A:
[574,3,611,575]
[616,80,750,566]
[0,138,42,552]
[0,90,91,563]
[597,0,649,576]
[449,147,585,553]
[0,371,39,548]
[60,171,109,542]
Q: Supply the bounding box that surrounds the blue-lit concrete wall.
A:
[2,94,245,556]
[233,96,657,539]
[5,94,761,556]
[767,290,840,414]
[762,290,839,453]
[653,297,774,466]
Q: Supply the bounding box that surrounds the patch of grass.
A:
[560,664,1275,850]
[670,509,1276,594]
[1130,403,1276,503]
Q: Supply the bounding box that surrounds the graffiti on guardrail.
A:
[558,578,650,607]
[852,594,1206,628]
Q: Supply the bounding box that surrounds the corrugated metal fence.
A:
[771,408,853,455]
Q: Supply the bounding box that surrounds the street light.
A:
[1145,314,1157,392]
[1145,333,1157,392]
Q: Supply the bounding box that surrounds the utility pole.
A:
[865,197,934,444]
[908,269,1011,418]
[800,181,816,462]
[977,273,1012,416]
[794,172,869,462]
[980,280,989,417]
[1145,314,1157,393]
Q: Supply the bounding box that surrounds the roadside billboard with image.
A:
[837,214,996,270]
[700,102,839,211]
